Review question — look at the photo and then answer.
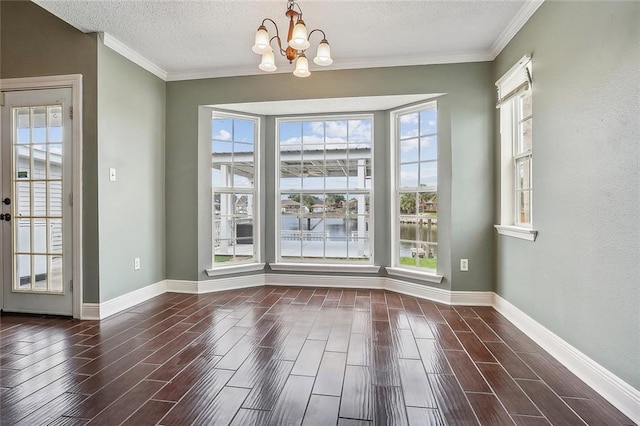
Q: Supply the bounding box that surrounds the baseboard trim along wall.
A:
[493,295,639,424]
[82,274,639,423]
[81,280,167,320]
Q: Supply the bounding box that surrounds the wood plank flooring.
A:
[0,286,635,425]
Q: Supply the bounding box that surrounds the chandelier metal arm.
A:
[260,18,288,56]
[307,28,327,43]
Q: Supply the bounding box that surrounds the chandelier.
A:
[252,0,333,77]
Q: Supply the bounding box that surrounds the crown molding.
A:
[165,51,492,82]
[101,33,168,81]
[489,0,545,59]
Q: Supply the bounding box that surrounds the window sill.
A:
[494,225,538,241]
[269,263,381,274]
[206,263,265,277]
[386,267,443,284]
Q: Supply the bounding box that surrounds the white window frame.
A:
[495,55,538,241]
[272,114,379,273]
[207,111,263,275]
[388,101,443,283]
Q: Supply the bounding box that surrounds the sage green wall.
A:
[97,41,166,302]
[0,0,100,303]
[166,63,494,291]
[494,1,640,387]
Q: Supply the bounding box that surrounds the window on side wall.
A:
[276,115,373,265]
[495,56,538,241]
[211,112,260,267]
[391,102,439,275]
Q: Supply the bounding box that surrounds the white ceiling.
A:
[33,0,543,82]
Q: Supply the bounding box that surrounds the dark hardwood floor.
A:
[0,286,634,425]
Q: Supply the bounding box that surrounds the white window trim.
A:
[270,263,380,274]
[210,110,262,268]
[494,225,537,241]
[495,56,538,241]
[274,113,375,265]
[389,101,439,274]
[386,267,443,284]
[206,263,265,277]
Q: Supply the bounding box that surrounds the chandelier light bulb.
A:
[252,26,270,54]
[313,39,333,66]
[293,53,311,77]
[289,19,310,50]
[259,48,277,72]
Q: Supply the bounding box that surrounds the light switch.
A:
[109,168,116,182]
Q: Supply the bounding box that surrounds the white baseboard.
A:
[494,294,640,424]
[166,274,265,294]
[385,277,450,304]
[81,280,167,320]
[451,290,495,306]
[265,273,385,289]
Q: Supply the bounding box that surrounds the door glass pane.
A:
[33,182,46,216]
[48,181,62,216]
[49,256,63,292]
[12,105,65,294]
[17,219,30,253]
[15,182,30,217]
[34,219,47,253]
[16,108,30,144]
[49,219,63,253]
[33,255,47,290]
[15,145,31,179]
[16,255,31,290]
[32,107,47,143]
[48,144,62,179]
[48,106,63,142]
[32,145,47,179]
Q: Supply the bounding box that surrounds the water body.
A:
[280,216,437,257]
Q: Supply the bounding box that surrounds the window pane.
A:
[419,161,437,187]
[32,145,47,179]
[420,136,437,162]
[212,118,232,141]
[233,119,255,144]
[278,117,373,264]
[420,108,437,136]
[280,122,302,145]
[399,113,418,139]
[400,138,419,164]
[212,114,258,266]
[395,104,437,273]
[515,158,531,191]
[516,190,531,224]
[400,164,419,188]
[17,219,30,253]
[348,119,371,147]
[520,116,532,153]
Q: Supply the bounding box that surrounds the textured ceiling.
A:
[33,0,541,81]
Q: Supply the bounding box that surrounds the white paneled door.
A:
[1,88,73,316]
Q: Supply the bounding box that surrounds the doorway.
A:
[1,75,83,317]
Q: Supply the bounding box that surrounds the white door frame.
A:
[0,74,83,318]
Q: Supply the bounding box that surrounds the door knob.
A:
[2,198,10,205]
[0,213,11,221]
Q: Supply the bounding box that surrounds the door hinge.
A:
[0,92,5,106]
[70,279,73,291]
[69,106,73,120]
[69,193,73,206]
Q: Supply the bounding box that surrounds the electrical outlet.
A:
[134,257,141,270]
[460,258,469,272]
